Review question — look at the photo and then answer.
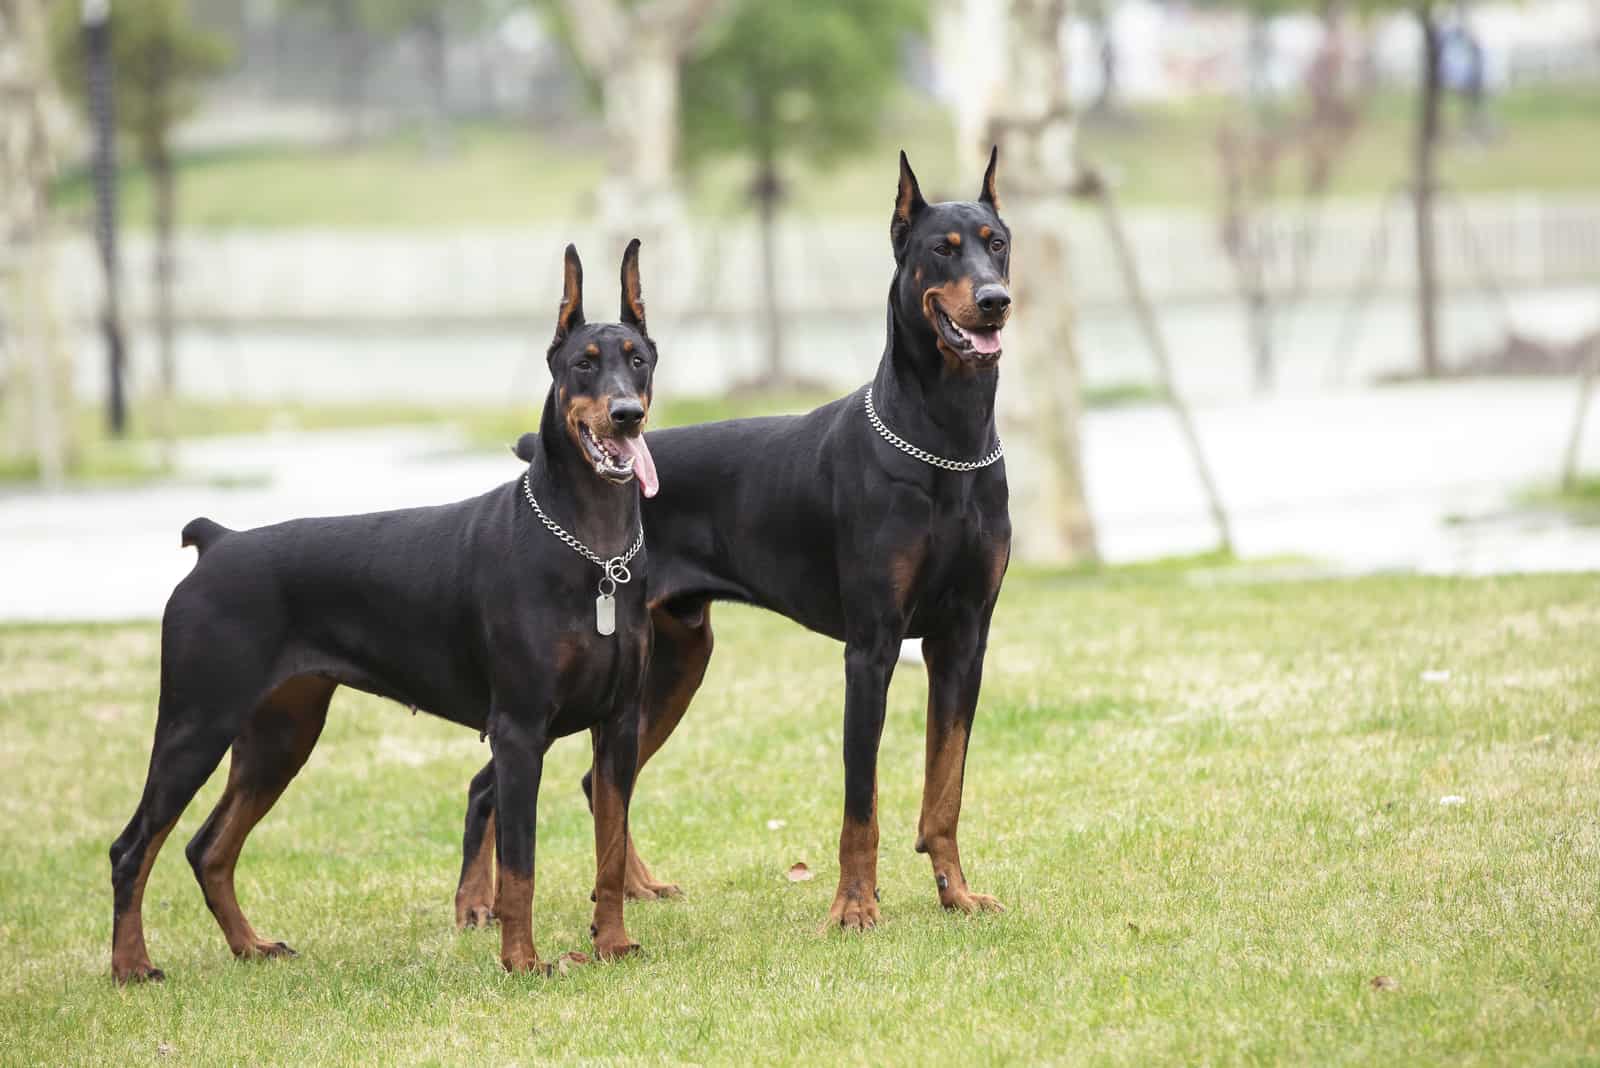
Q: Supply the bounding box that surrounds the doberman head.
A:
[890,147,1012,374]
[536,240,660,497]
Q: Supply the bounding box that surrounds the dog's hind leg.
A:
[455,761,498,928]
[589,601,713,900]
[110,693,250,983]
[184,674,333,960]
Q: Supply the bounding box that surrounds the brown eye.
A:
[933,243,953,257]
[990,238,1006,253]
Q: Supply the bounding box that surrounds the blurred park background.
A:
[3,0,1599,618]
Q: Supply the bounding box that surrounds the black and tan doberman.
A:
[109,241,663,981]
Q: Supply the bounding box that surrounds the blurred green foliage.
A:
[680,0,929,178]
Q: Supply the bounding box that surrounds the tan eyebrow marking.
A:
[979,225,992,240]
[622,339,634,352]
[946,231,961,247]
[585,343,600,356]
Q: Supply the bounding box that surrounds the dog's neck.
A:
[524,389,641,557]
[871,278,1000,462]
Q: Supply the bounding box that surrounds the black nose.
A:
[976,285,1011,316]
[609,399,645,429]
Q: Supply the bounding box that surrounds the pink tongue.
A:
[967,326,1003,355]
[617,434,659,498]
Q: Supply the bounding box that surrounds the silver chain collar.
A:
[864,386,1003,472]
[521,472,643,596]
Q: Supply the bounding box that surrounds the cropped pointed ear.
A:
[619,237,646,335]
[891,150,927,254]
[550,243,585,355]
[979,145,1000,211]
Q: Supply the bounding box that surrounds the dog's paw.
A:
[593,937,641,961]
[112,961,165,985]
[236,939,297,961]
[625,878,682,901]
[457,904,496,929]
[821,888,881,933]
[941,888,1006,914]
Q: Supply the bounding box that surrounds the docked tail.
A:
[510,432,539,463]
[180,517,233,554]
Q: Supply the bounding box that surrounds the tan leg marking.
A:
[111,819,177,983]
[455,809,497,928]
[193,675,330,959]
[824,800,881,932]
[496,869,541,973]
[619,604,712,900]
[589,772,639,960]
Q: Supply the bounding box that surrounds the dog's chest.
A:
[895,482,1009,613]
[544,621,648,726]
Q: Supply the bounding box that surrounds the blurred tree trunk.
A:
[560,0,724,250]
[989,0,1099,563]
[83,0,127,436]
[753,146,784,384]
[1562,335,1599,492]
[1082,165,1233,554]
[1217,126,1277,394]
[0,0,73,484]
[333,0,370,148]
[1088,0,1118,118]
[417,9,451,157]
[1247,8,1274,118]
[1413,1,1443,378]
[146,40,177,404]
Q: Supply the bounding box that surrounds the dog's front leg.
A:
[589,708,641,960]
[825,630,901,931]
[489,711,548,973]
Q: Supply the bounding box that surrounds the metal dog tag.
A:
[595,593,616,636]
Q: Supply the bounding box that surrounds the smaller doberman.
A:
[108,241,661,982]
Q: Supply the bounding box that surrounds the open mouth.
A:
[933,301,1004,363]
[578,423,659,498]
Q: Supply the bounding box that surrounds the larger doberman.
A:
[458,149,1013,930]
[109,241,663,982]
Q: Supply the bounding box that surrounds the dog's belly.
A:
[288,647,489,732]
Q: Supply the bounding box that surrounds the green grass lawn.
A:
[47,87,1600,230]
[1079,86,1600,207]
[3,572,1598,1064]
[1519,476,1600,526]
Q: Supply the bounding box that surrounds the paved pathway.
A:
[2,380,1597,621]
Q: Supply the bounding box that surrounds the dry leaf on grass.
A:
[1370,975,1399,991]
[786,862,813,882]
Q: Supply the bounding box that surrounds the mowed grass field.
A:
[47,88,1600,229]
[2,572,1598,1064]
